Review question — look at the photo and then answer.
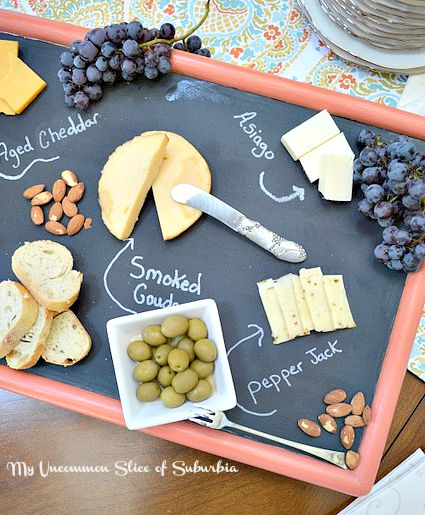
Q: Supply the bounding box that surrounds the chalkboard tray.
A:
[0,11,424,496]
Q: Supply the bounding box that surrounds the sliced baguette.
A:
[6,305,53,369]
[42,310,91,366]
[12,240,83,313]
[0,280,38,358]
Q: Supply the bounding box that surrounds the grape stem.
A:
[139,0,211,49]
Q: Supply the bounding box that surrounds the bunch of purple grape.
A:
[58,21,211,110]
[354,129,425,272]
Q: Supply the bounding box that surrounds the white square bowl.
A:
[107,299,237,430]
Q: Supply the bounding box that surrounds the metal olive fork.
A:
[189,405,347,469]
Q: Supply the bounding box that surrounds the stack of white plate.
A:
[297,0,425,73]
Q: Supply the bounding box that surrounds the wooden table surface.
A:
[1,371,424,515]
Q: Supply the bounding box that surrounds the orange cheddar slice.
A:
[0,40,19,115]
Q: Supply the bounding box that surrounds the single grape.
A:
[374,243,390,262]
[78,41,98,62]
[126,21,144,41]
[145,50,159,67]
[353,171,363,185]
[186,35,202,52]
[410,215,425,232]
[365,184,385,204]
[86,64,102,83]
[375,145,387,164]
[358,198,374,217]
[157,56,171,74]
[60,51,74,68]
[382,180,392,194]
[62,82,77,95]
[412,153,425,169]
[73,91,90,110]
[374,201,394,219]
[353,158,364,174]
[121,72,136,82]
[392,200,403,218]
[102,70,116,85]
[386,141,401,161]
[121,57,137,75]
[389,180,407,195]
[72,68,87,86]
[402,195,421,211]
[396,140,416,162]
[386,259,403,271]
[359,147,378,167]
[140,28,151,43]
[394,229,412,245]
[73,55,87,69]
[144,66,159,80]
[57,68,72,83]
[64,94,75,107]
[408,178,425,200]
[154,43,171,58]
[173,42,184,50]
[108,54,123,70]
[414,243,425,259]
[404,210,423,228]
[383,226,399,244]
[402,252,421,272]
[388,245,405,260]
[149,28,160,40]
[107,24,126,44]
[159,23,176,39]
[360,183,369,194]
[95,56,109,72]
[378,217,395,228]
[87,28,107,48]
[387,159,408,181]
[101,41,116,58]
[135,57,145,74]
[123,39,140,58]
[83,83,103,101]
[357,129,376,148]
[362,166,381,184]
[70,39,82,54]
[194,48,212,57]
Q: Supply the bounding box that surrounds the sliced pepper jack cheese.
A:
[274,275,306,338]
[299,267,334,332]
[289,274,314,334]
[98,133,169,240]
[0,53,46,114]
[323,275,356,330]
[257,279,291,344]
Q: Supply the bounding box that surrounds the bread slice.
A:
[12,240,83,313]
[0,280,38,358]
[42,310,91,366]
[6,305,53,369]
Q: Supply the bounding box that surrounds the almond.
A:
[49,202,63,222]
[68,182,85,203]
[45,221,67,235]
[30,206,44,225]
[23,184,45,199]
[345,450,360,470]
[61,169,78,187]
[362,405,372,425]
[340,425,355,449]
[67,214,85,236]
[351,392,366,416]
[297,419,321,437]
[324,389,347,404]
[317,413,337,434]
[52,179,66,202]
[84,217,92,230]
[31,191,53,206]
[326,403,352,418]
[62,197,78,217]
[345,415,365,428]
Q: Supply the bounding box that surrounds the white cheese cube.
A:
[299,267,334,332]
[323,275,356,330]
[281,110,340,161]
[290,274,314,333]
[318,153,354,201]
[300,132,354,183]
[274,275,306,338]
[257,279,292,344]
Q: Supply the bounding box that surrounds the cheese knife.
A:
[171,184,307,263]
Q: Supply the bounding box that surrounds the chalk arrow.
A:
[0,156,60,181]
[227,324,277,418]
[103,238,136,314]
[259,171,305,203]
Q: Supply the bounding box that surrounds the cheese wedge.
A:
[318,153,354,202]
[323,275,356,330]
[98,133,169,240]
[299,267,333,332]
[0,40,19,115]
[143,131,211,241]
[274,275,306,338]
[257,279,291,344]
[289,274,314,334]
[0,53,46,114]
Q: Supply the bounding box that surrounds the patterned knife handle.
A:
[235,216,307,263]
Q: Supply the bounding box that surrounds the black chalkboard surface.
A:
[0,35,417,454]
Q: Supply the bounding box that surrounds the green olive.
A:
[157,366,176,387]
[187,318,208,341]
[194,339,217,362]
[133,360,158,382]
[127,340,152,361]
[142,325,167,346]
[168,348,189,372]
[190,359,214,379]
[171,369,199,394]
[136,381,161,402]
[177,338,195,362]
[154,344,172,366]
[161,386,186,408]
[161,315,189,338]
[187,379,212,402]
